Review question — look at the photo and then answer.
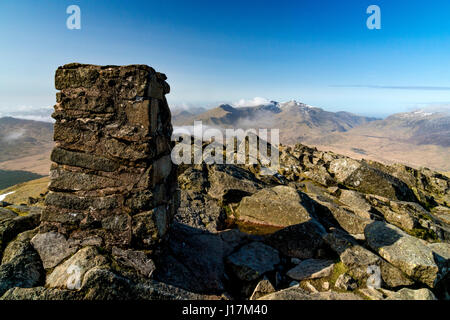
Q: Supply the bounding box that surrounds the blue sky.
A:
[1,0,450,118]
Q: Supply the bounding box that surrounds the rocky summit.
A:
[0,64,450,301]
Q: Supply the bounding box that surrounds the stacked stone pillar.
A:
[40,63,177,252]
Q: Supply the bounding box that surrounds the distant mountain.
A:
[307,109,450,171]
[173,100,378,144]
[0,117,53,175]
[360,110,450,147]
[171,106,207,124]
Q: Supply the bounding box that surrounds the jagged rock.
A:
[134,279,222,300]
[226,242,280,281]
[0,229,44,296]
[338,190,372,212]
[207,165,265,204]
[154,222,231,293]
[358,288,384,300]
[384,288,437,300]
[365,195,433,233]
[249,277,276,300]
[175,190,225,232]
[365,221,446,287]
[0,212,40,256]
[46,246,109,290]
[334,274,357,291]
[235,186,317,231]
[258,287,362,300]
[343,163,417,202]
[80,266,217,300]
[1,229,38,264]
[324,229,414,288]
[31,232,79,269]
[432,206,450,225]
[112,247,155,278]
[80,267,138,300]
[265,220,327,259]
[304,281,319,293]
[312,196,374,234]
[178,167,208,193]
[303,166,335,187]
[286,259,334,281]
[0,208,17,222]
[428,242,450,268]
[1,276,215,301]
[328,158,361,183]
[1,287,80,300]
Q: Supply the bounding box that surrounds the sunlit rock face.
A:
[38,63,178,255]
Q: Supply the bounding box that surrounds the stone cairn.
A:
[32,63,178,271]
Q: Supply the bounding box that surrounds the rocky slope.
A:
[173,101,377,144]
[174,103,450,172]
[0,117,53,176]
[308,109,450,171]
[0,141,449,300]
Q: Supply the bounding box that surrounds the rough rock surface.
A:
[40,63,178,251]
[258,287,362,300]
[226,242,280,281]
[249,277,276,300]
[286,259,335,281]
[235,186,316,230]
[0,230,44,296]
[365,221,445,287]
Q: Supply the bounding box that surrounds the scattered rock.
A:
[304,281,319,293]
[46,246,109,290]
[0,230,44,296]
[112,247,156,278]
[0,212,40,255]
[365,221,445,288]
[286,259,334,281]
[236,186,317,231]
[265,219,327,259]
[0,208,17,223]
[258,287,362,300]
[384,288,437,300]
[249,277,276,300]
[31,232,79,269]
[226,242,280,281]
[334,274,357,291]
[358,288,384,300]
[207,165,264,203]
[324,228,414,288]
[1,287,80,300]
[175,190,225,232]
[154,222,231,293]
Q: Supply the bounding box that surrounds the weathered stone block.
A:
[40,63,177,254]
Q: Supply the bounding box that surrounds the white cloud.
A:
[0,106,54,122]
[233,97,274,108]
[2,128,26,142]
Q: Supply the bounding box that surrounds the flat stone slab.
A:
[236,186,316,229]
[286,259,334,281]
[31,232,78,269]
